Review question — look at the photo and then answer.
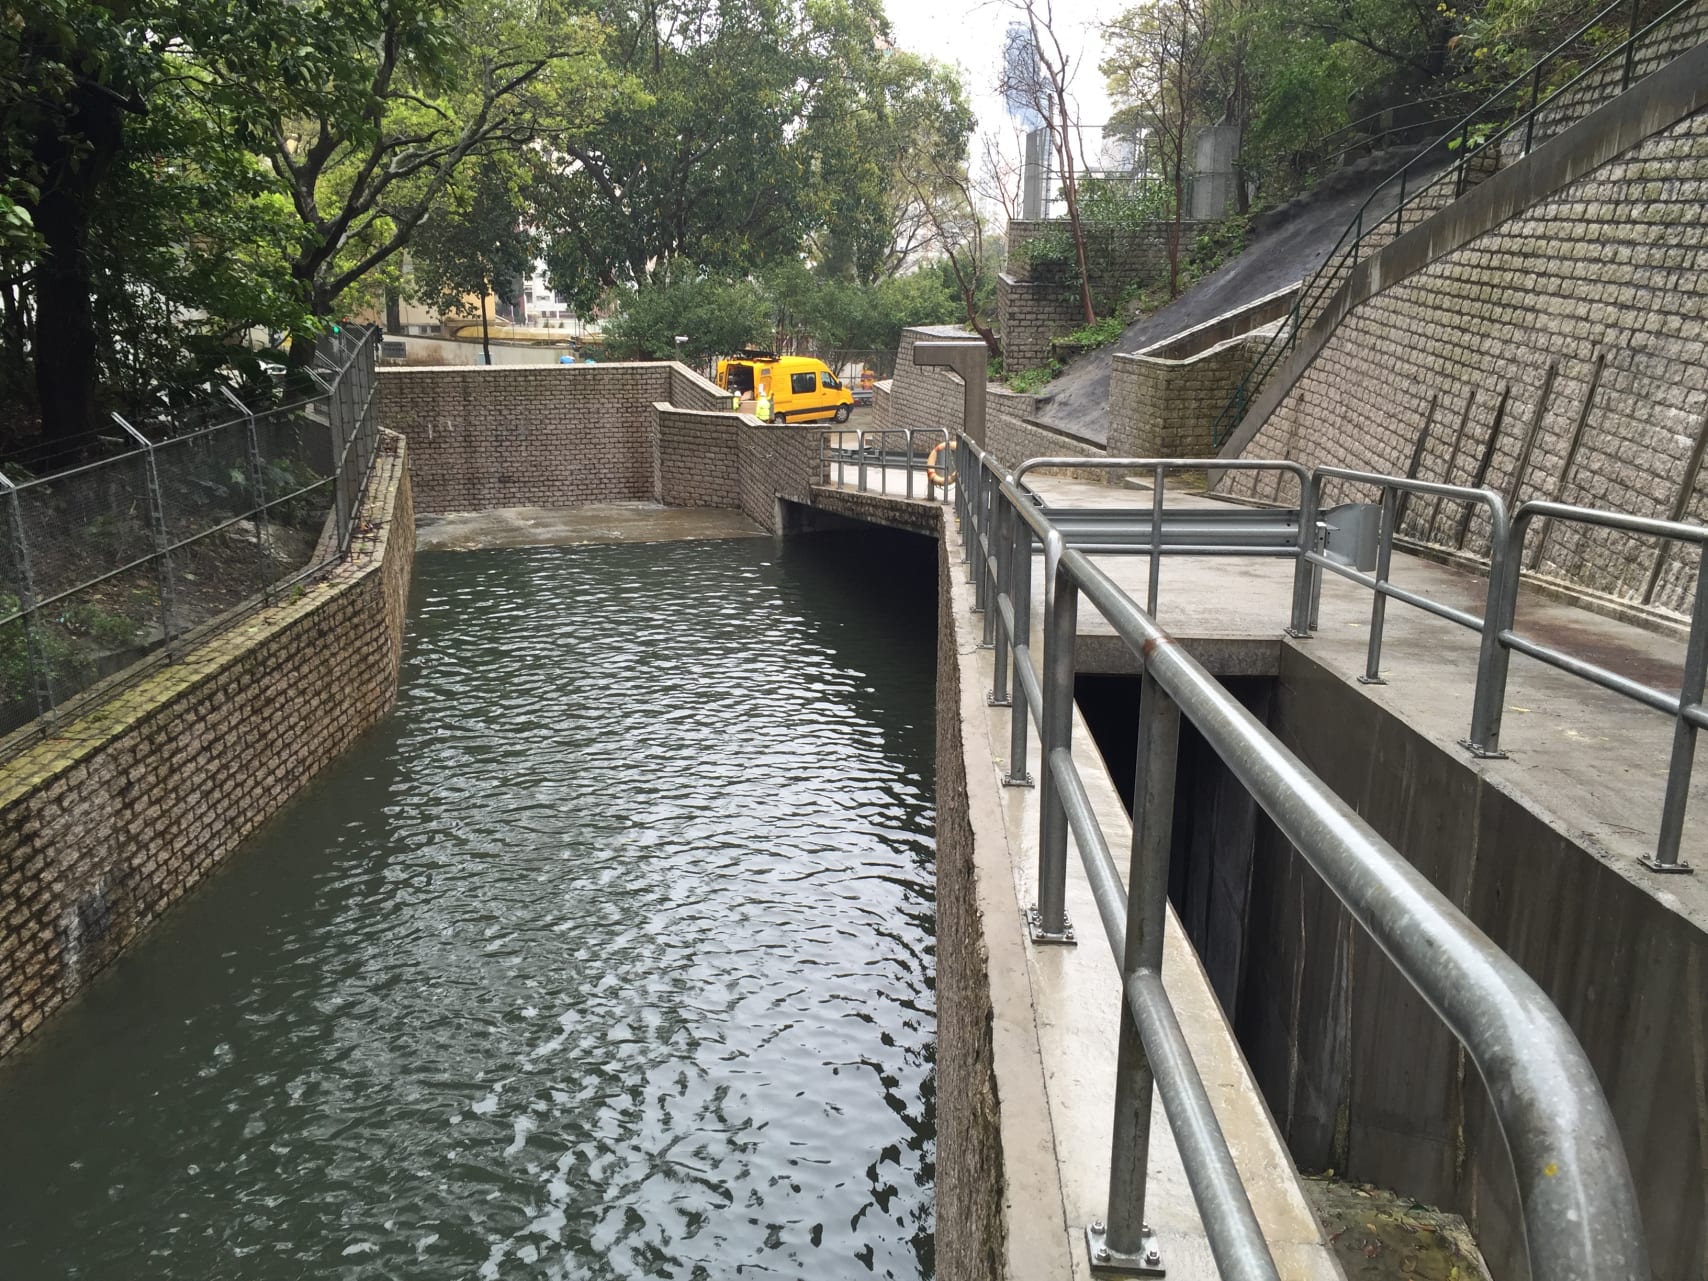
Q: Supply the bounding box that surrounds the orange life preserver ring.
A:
[927,442,956,487]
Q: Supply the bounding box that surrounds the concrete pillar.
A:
[1191,125,1242,221]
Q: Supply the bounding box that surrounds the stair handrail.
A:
[1210,0,1702,448]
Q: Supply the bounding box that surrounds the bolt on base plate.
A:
[1085,1221,1164,1276]
[1458,738,1508,760]
[1027,904,1076,945]
[1639,855,1694,873]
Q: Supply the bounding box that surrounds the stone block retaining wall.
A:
[1226,98,1708,616]
[0,437,414,1061]
[379,363,727,513]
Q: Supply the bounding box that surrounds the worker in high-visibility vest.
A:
[755,385,773,423]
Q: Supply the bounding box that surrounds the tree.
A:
[602,276,771,362]
[1103,0,1210,297]
[189,0,616,335]
[409,155,540,364]
[1000,0,1096,324]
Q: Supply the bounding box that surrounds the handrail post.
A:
[1622,0,1641,89]
[857,429,868,494]
[1465,500,1515,757]
[1032,529,1077,943]
[1094,668,1178,1274]
[1006,495,1035,787]
[1146,464,1163,617]
[979,462,998,647]
[1359,487,1398,684]
[905,429,915,500]
[1287,473,1319,637]
[990,492,1012,705]
[1649,552,1707,871]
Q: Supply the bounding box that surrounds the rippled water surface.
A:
[0,533,938,1280]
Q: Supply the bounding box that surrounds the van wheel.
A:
[834,405,851,424]
[774,412,786,424]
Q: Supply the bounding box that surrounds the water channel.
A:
[0,531,939,1280]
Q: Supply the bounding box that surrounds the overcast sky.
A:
[887,0,1127,173]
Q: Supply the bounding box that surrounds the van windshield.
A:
[822,373,841,390]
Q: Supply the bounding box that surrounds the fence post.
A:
[0,473,54,724]
[324,365,354,554]
[1092,667,1179,1274]
[222,387,273,602]
[1031,530,1076,943]
[113,414,180,659]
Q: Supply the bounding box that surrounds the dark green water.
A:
[0,532,938,1280]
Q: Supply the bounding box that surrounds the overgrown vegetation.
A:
[1,0,988,462]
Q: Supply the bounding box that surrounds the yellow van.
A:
[718,355,853,424]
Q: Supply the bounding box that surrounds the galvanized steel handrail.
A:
[1011,457,1311,621]
[1499,500,1708,869]
[957,435,1652,1280]
[818,428,952,501]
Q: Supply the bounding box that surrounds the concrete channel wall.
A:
[1223,49,1708,617]
[1084,638,1708,1281]
[0,439,415,1062]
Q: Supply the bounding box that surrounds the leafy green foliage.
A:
[603,278,773,362]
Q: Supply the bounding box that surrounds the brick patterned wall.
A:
[379,363,708,513]
[1227,102,1708,615]
[1001,218,1212,368]
[737,423,824,531]
[0,437,414,1061]
[872,379,893,430]
[1111,328,1278,458]
[656,406,742,508]
[997,273,1084,372]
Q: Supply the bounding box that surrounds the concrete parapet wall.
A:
[0,438,415,1062]
[378,362,727,514]
[997,273,1083,372]
[1225,49,1708,616]
[1112,328,1278,458]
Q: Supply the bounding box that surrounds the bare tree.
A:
[999,0,1096,324]
[901,161,1001,355]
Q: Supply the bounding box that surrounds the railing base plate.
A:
[1002,771,1035,788]
[1027,905,1077,946]
[1284,627,1312,639]
[1639,856,1694,873]
[1459,738,1509,760]
[987,693,1012,707]
[1085,1222,1164,1276]
[1356,674,1387,686]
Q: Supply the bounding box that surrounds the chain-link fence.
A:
[0,326,382,746]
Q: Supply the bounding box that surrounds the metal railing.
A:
[1210,0,1703,447]
[955,435,1651,1278]
[0,327,383,748]
[818,428,953,500]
